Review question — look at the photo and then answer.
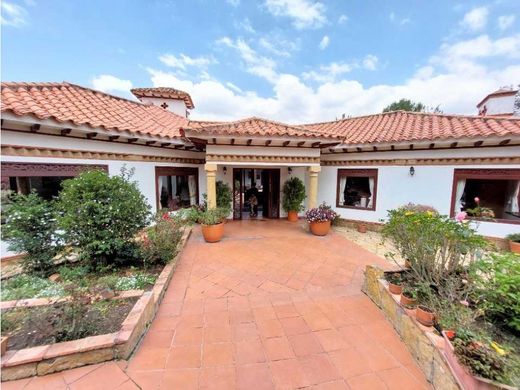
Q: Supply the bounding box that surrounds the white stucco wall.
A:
[479,94,515,115]
[137,96,188,117]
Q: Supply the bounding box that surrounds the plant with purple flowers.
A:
[305,203,338,223]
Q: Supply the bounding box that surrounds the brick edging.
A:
[0,227,192,382]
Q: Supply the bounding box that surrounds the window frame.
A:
[155,166,199,211]
[336,168,378,211]
[450,168,520,225]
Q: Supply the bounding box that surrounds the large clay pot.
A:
[509,240,520,254]
[201,223,224,243]
[309,220,331,236]
[416,305,435,327]
[287,210,299,222]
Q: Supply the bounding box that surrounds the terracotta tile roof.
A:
[301,111,520,145]
[477,88,518,108]
[131,87,194,109]
[185,117,339,139]
[1,82,189,139]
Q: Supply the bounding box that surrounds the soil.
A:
[2,297,138,350]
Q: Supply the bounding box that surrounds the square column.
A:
[205,163,218,209]
[308,166,321,209]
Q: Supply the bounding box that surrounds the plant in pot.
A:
[415,282,436,327]
[305,203,337,236]
[282,177,306,222]
[385,272,403,295]
[199,208,227,243]
[505,233,520,254]
[400,286,417,306]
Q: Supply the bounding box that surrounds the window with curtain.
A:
[336,169,378,211]
[155,167,198,211]
[451,169,520,223]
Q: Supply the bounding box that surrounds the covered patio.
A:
[5,221,430,389]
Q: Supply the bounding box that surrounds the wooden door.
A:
[232,168,243,220]
[262,169,280,218]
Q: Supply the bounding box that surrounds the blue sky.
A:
[2,0,520,123]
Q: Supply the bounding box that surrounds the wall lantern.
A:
[409,166,415,176]
[288,167,293,175]
[223,166,227,175]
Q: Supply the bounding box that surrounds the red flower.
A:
[162,213,170,220]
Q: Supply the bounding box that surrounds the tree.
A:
[383,99,442,113]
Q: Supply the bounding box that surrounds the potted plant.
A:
[400,286,417,306]
[385,272,403,295]
[199,208,227,243]
[416,305,435,326]
[505,233,520,254]
[282,177,306,222]
[305,203,337,236]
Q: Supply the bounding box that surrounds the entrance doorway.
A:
[232,168,280,220]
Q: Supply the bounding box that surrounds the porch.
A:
[6,220,430,389]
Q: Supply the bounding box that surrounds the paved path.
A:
[5,220,430,389]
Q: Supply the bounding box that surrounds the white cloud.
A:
[338,14,348,24]
[1,1,28,27]
[159,53,216,70]
[302,61,353,82]
[91,75,133,93]
[235,17,255,34]
[498,15,515,31]
[460,6,488,32]
[318,35,330,50]
[258,36,298,57]
[264,0,327,29]
[389,12,410,26]
[226,0,240,6]
[362,54,379,70]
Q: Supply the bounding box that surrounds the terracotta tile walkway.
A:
[4,221,430,389]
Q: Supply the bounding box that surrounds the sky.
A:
[2,0,520,124]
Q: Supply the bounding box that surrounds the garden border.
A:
[362,265,517,390]
[0,226,192,382]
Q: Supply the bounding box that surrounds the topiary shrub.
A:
[282,177,306,213]
[3,192,63,276]
[57,168,150,268]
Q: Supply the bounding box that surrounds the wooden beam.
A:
[450,142,458,148]
[127,138,138,143]
[429,143,435,149]
[161,142,171,147]
[297,141,305,147]
[319,142,341,148]
[282,141,290,147]
[174,145,184,149]
[312,142,321,147]
[499,139,511,146]
[474,140,484,147]
[230,138,235,145]
[61,128,72,136]
[356,147,362,152]
[409,144,414,150]
[390,145,395,151]
[30,124,41,132]
[265,140,272,146]
[109,135,120,141]
[246,139,253,146]
[373,146,378,151]
[342,148,349,153]
[212,138,217,144]
[145,141,156,146]
[86,132,97,139]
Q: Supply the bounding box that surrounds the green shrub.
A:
[3,192,63,276]
[470,252,520,332]
[198,207,227,225]
[58,264,90,285]
[140,213,183,266]
[282,177,306,213]
[57,168,150,268]
[506,233,520,243]
[216,181,232,213]
[1,274,65,300]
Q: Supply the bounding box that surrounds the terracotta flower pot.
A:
[287,210,299,222]
[509,240,520,254]
[201,223,224,243]
[416,305,435,327]
[400,293,417,306]
[388,283,402,295]
[357,223,367,233]
[309,220,331,236]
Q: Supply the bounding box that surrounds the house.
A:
[1,82,519,257]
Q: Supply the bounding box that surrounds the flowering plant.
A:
[466,197,495,220]
[305,203,338,223]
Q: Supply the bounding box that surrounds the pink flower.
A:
[474,197,480,204]
[162,213,170,220]
[460,300,469,307]
[455,211,467,222]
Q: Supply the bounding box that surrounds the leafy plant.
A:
[140,213,183,266]
[470,252,520,332]
[1,274,65,300]
[506,233,520,243]
[58,264,90,284]
[385,272,402,285]
[114,273,156,290]
[54,283,92,342]
[282,177,306,213]
[3,192,63,276]
[57,168,151,268]
[305,203,338,223]
[216,181,232,214]
[402,286,417,300]
[198,207,227,225]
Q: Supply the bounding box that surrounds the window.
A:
[451,169,520,224]
[1,162,108,200]
[336,169,378,210]
[155,167,198,211]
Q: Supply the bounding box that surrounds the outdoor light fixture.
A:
[223,166,227,175]
[288,167,293,174]
[409,166,415,176]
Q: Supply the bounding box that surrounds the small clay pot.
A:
[309,221,331,236]
[201,223,224,243]
[509,240,520,254]
[416,305,435,327]
[388,283,402,295]
[287,210,299,222]
[357,223,367,233]
[400,292,416,306]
